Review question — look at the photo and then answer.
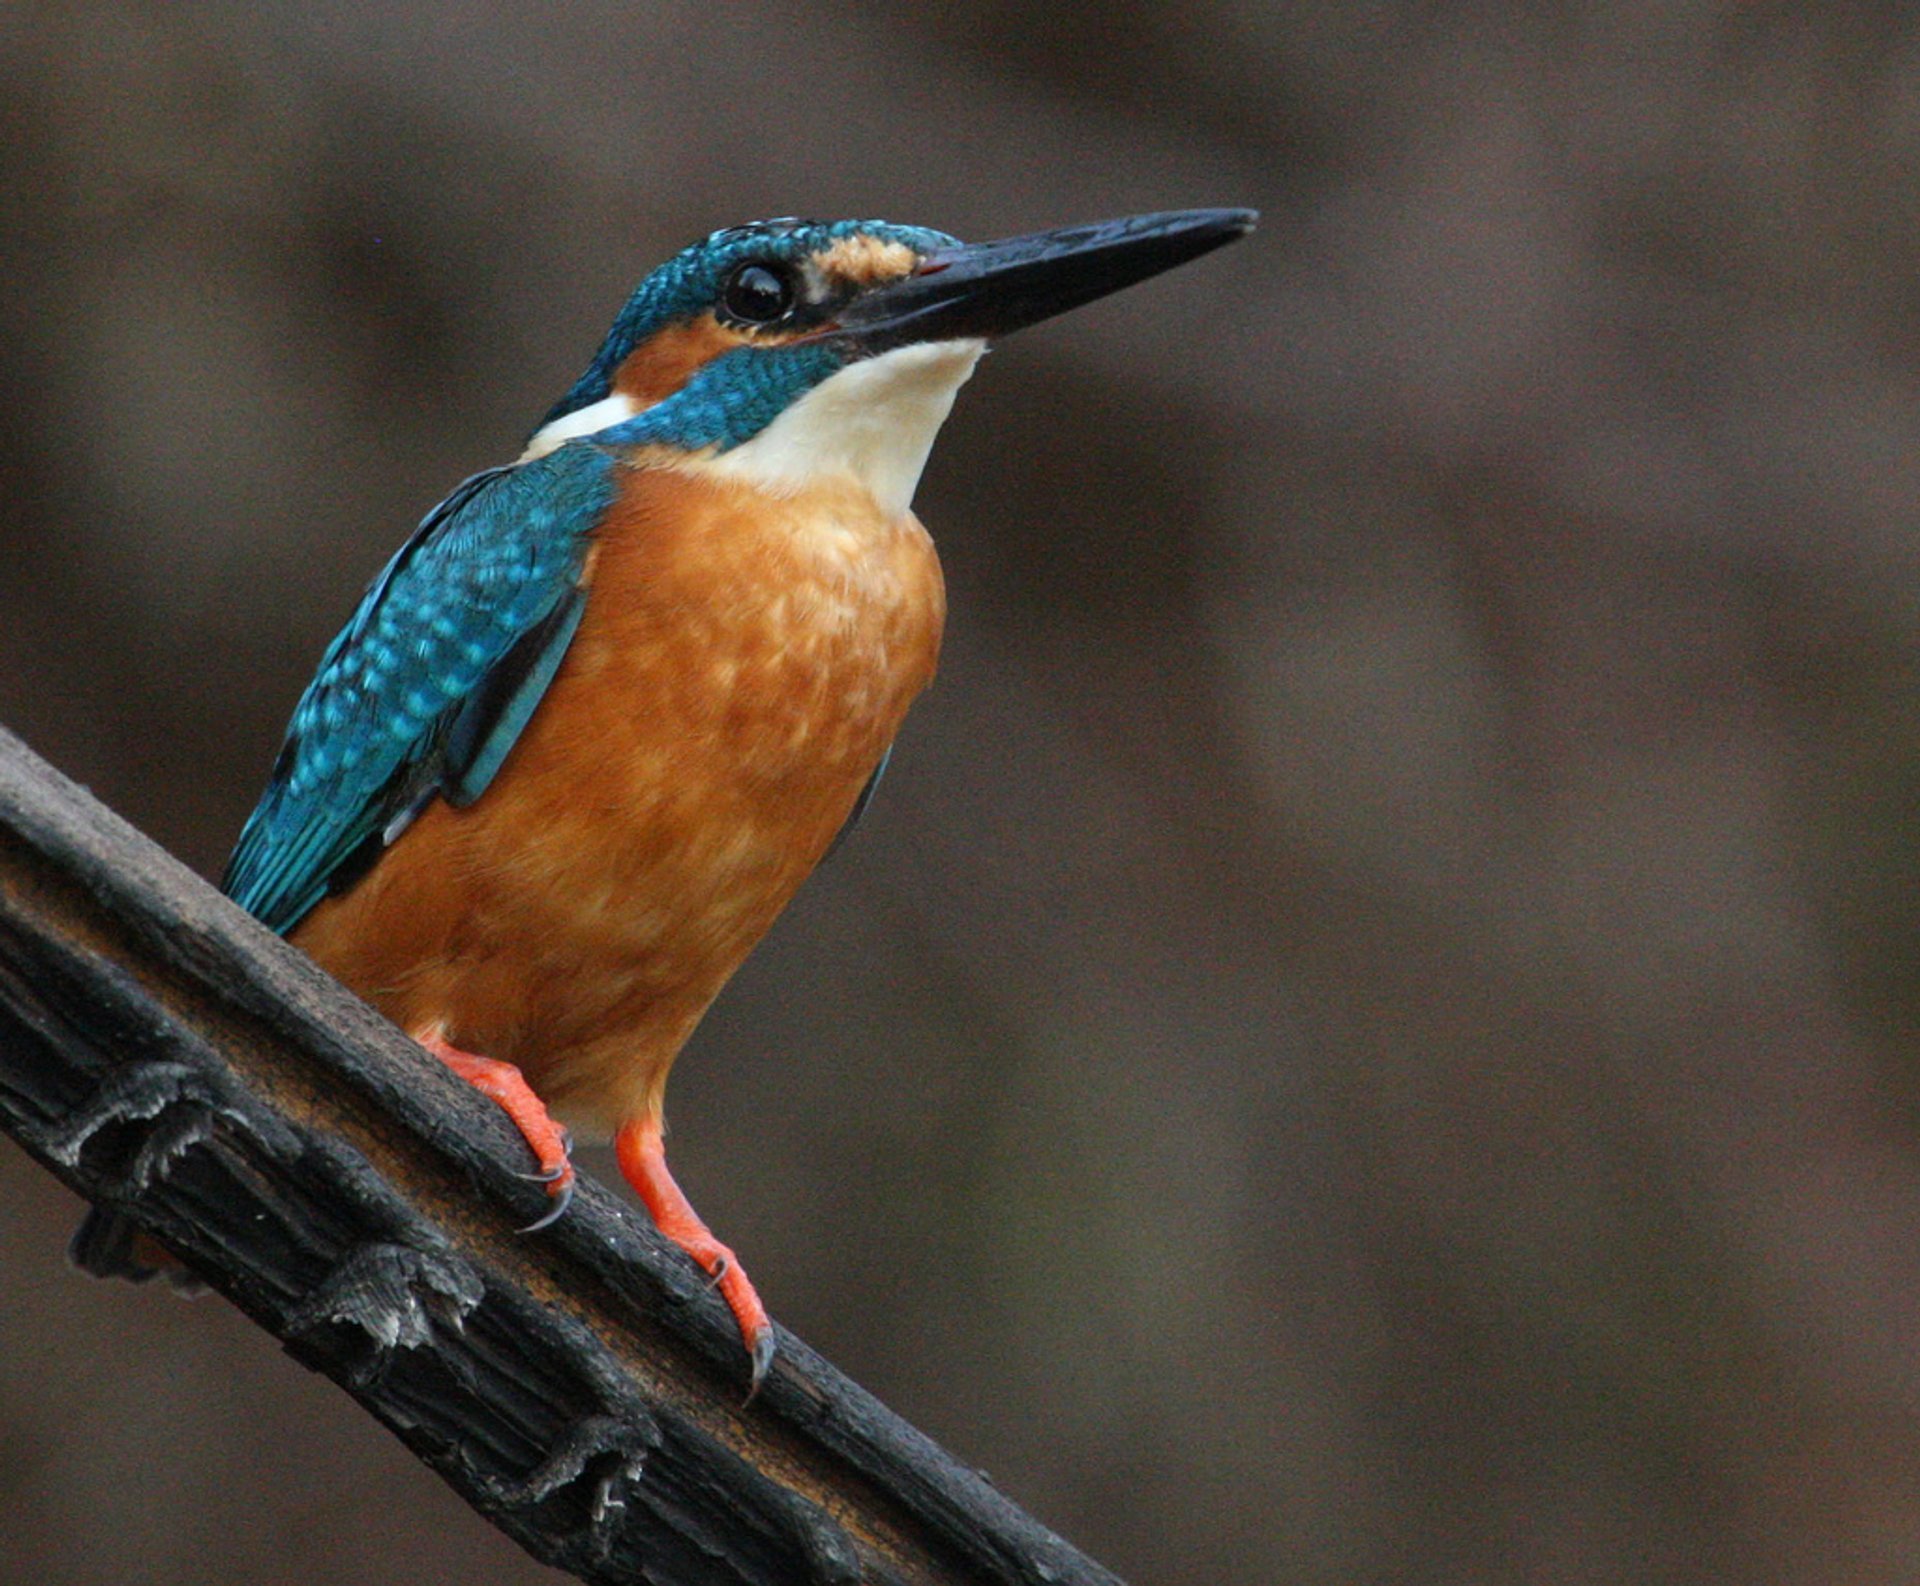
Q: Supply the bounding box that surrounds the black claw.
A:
[744,1329,776,1405]
[705,1254,729,1289]
[514,1162,569,1184]
[519,1176,574,1233]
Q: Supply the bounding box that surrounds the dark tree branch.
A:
[0,725,1122,1586]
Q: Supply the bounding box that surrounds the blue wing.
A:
[222,443,617,934]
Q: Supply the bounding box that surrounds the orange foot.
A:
[418,1026,576,1231]
[616,1113,774,1398]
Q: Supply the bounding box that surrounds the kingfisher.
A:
[72,207,1256,1391]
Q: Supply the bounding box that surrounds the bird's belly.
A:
[292,471,944,1127]
[492,665,894,1010]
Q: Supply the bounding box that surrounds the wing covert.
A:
[222,443,617,934]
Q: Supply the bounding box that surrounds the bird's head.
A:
[524,209,1255,516]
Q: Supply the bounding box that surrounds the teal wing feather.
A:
[222,443,618,935]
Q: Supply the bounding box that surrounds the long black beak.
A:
[829,208,1257,352]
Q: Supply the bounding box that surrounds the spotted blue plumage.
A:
[222,443,617,933]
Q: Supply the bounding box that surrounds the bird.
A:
[72,206,1257,1392]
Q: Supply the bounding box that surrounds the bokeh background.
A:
[6,4,1920,1583]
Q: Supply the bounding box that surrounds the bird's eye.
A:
[721,261,797,325]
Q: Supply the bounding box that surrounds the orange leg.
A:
[418,1026,575,1230]
[616,1114,774,1396]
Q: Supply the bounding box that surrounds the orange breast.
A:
[291,461,946,1131]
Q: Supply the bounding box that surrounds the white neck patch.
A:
[702,338,986,518]
[518,390,640,462]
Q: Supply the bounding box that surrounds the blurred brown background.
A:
[6,3,1920,1583]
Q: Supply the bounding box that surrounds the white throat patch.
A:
[518,390,640,462]
[703,338,986,518]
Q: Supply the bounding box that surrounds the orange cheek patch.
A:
[612,314,742,406]
[811,236,918,286]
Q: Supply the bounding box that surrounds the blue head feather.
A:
[540,218,959,453]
